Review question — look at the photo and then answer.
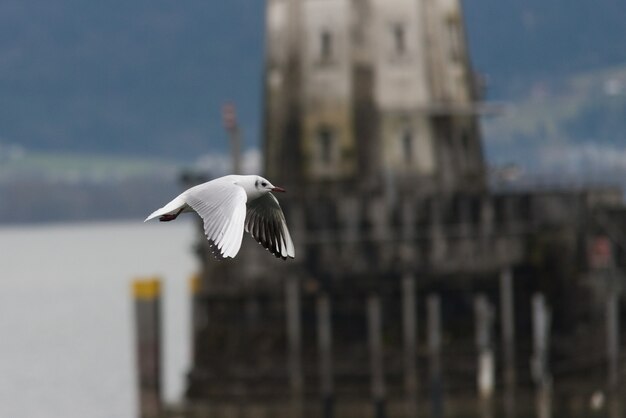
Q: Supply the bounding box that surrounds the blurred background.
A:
[2,0,626,417]
[2,1,626,221]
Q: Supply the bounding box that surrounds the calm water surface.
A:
[0,220,198,418]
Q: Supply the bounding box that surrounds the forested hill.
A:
[1,0,625,159]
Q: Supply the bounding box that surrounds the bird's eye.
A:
[261,182,267,187]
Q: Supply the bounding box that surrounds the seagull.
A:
[145,175,295,260]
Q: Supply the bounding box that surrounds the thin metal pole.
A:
[230,126,242,174]
[222,103,242,174]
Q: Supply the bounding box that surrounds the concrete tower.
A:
[186,1,502,414]
[264,0,485,196]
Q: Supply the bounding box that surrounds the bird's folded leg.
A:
[159,208,183,222]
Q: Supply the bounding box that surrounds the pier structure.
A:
[176,0,626,416]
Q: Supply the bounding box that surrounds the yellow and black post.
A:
[133,277,162,418]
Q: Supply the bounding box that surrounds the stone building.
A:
[183,0,626,416]
[264,0,485,195]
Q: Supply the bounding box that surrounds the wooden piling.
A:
[607,290,619,389]
[189,274,204,362]
[474,294,494,418]
[606,286,621,418]
[367,295,386,418]
[286,276,304,418]
[402,275,418,417]
[499,267,516,418]
[427,294,443,418]
[531,293,552,418]
[133,277,162,418]
[317,294,334,418]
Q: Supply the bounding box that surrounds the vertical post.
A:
[590,236,620,417]
[474,294,495,418]
[427,294,443,418]
[402,275,419,417]
[429,198,445,263]
[133,278,162,418]
[222,102,242,174]
[606,284,621,418]
[607,290,619,390]
[189,274,204,363]
[531,293,552,418]
[231,127,242,174]
[499,267,516,418]
[368,295,386,418]
[317,293,334,418]
[286,277,303,418]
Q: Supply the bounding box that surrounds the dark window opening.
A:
[393,24,406,55]
[320,30,333,60]
[402,129,413,164]
[318,127,334,164]
[461,131,471,152]
[461,130,472,167]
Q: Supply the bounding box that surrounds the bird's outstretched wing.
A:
[245,193,295,260]
[185,181,247,259]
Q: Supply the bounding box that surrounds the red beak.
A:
[271,186,286,193]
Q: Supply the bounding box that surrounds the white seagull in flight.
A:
[145,175,295,260]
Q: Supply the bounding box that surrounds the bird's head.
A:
[254,176,286,194]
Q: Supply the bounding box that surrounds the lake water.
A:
[0,220,198,418]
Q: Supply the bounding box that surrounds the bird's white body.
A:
[145,175,295,260]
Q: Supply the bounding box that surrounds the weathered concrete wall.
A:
[264,0,485,192]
